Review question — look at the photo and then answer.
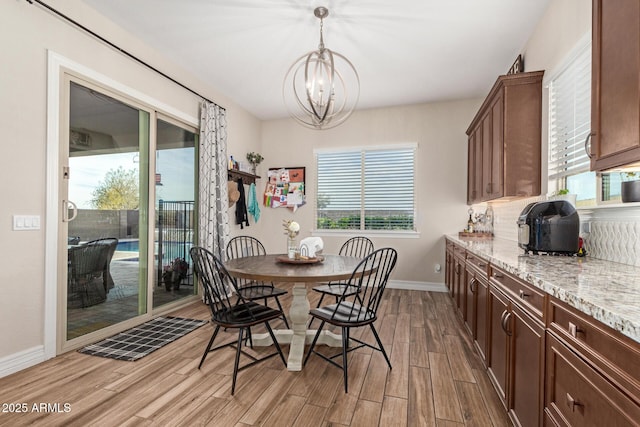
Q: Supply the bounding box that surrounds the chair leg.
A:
[274,297,290,328]
[303,319,325,366]
[265,322,287,366]
[231,327,245,396]
[369,323,392,369]
[198,324,220,369]
[341,326,349,393]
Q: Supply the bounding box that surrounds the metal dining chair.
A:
[304,247,398,393]
[190,246,287,395]
[309,236,374,326]
[226,236,289,328]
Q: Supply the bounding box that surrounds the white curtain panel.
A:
[198,101,230,260]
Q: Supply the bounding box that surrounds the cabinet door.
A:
[474,276,489,365]
[481,111,493,201]
[467,127,483,204]
[452,257,464,312]
[490,92,504,199]
[445,247,453,296]
[487,286,510,407]
[545,333,640,426]
[510,304,545,427]
[464,269,477,335]
[591,0,640,170]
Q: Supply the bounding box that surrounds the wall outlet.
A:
[434,263,441,273]
[581,221,591,233]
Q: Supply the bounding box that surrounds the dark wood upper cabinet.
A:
[590,0,640,171]
[466,71,544,204]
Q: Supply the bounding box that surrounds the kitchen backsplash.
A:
[474,198,640,267]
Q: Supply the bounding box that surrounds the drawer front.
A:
[548,297,640,402]
[466,252,489,276]
[490,265,545,320]
[545,333,640,426]
[453,244,466,260]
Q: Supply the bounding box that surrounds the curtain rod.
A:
[26,0,222,110]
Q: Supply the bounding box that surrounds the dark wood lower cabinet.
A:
[488,270,545,427]
[487,285,510,406]
[443,239,640,427]
[545,333,640,426]
[510,304,545,427]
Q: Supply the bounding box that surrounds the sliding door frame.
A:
[46,51,200,358]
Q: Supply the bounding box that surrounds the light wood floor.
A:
[0,287,511,426]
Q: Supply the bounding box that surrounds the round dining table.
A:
[224,253,363,371]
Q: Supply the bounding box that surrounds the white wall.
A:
[0,0,261,367]
[252,100,481,285]
[484,0,593,241]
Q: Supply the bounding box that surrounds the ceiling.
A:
[80,0,551,121]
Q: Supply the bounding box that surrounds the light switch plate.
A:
[13,215,41,231]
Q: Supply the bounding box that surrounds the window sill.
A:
[312,229,420,239]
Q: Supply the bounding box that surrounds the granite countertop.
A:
[446,234,640,344]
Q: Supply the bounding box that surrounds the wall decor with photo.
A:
[264,167,306,211]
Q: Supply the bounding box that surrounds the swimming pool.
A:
[117,240,140,252]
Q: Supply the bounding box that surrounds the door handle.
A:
[501,310,512,336]
[63,200,78,222]
[584,133,594,159]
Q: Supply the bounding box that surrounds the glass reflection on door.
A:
[154,119,197,308]
[65,81,149,341]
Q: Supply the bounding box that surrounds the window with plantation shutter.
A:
[548,40,592,184]
[315,145,415,231]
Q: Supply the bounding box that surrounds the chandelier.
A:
[283,6,360,130]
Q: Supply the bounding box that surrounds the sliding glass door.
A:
[154,118,198,308]
[59,77,197,351]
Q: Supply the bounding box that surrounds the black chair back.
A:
[339,236,374,258]
[227,236,266,259]
[226,236,271,289]
[190,246,246,322]
[332,247,397,322]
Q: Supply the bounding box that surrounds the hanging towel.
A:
[235,178,249,229]
[247,183,261,223]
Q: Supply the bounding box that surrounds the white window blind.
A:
[316,147,415,231]
[548,42,591,181]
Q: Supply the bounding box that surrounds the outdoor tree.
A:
[91,166,139,210]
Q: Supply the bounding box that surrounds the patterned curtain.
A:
[198,101,229,261]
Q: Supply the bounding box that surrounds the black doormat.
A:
[78,316,207,361]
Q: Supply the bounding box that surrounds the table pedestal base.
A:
[249,283,342,371]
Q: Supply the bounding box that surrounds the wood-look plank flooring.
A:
[0,287,511,426]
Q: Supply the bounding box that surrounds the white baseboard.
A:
[387,280,447,292]
[0,346,46,379]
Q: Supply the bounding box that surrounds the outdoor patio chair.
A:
[67,243,111,308]
[86,238,118,292]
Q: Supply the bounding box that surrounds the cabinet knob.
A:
[518,290,530,299]
[568,321,583,338]
[566,393,583,412]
